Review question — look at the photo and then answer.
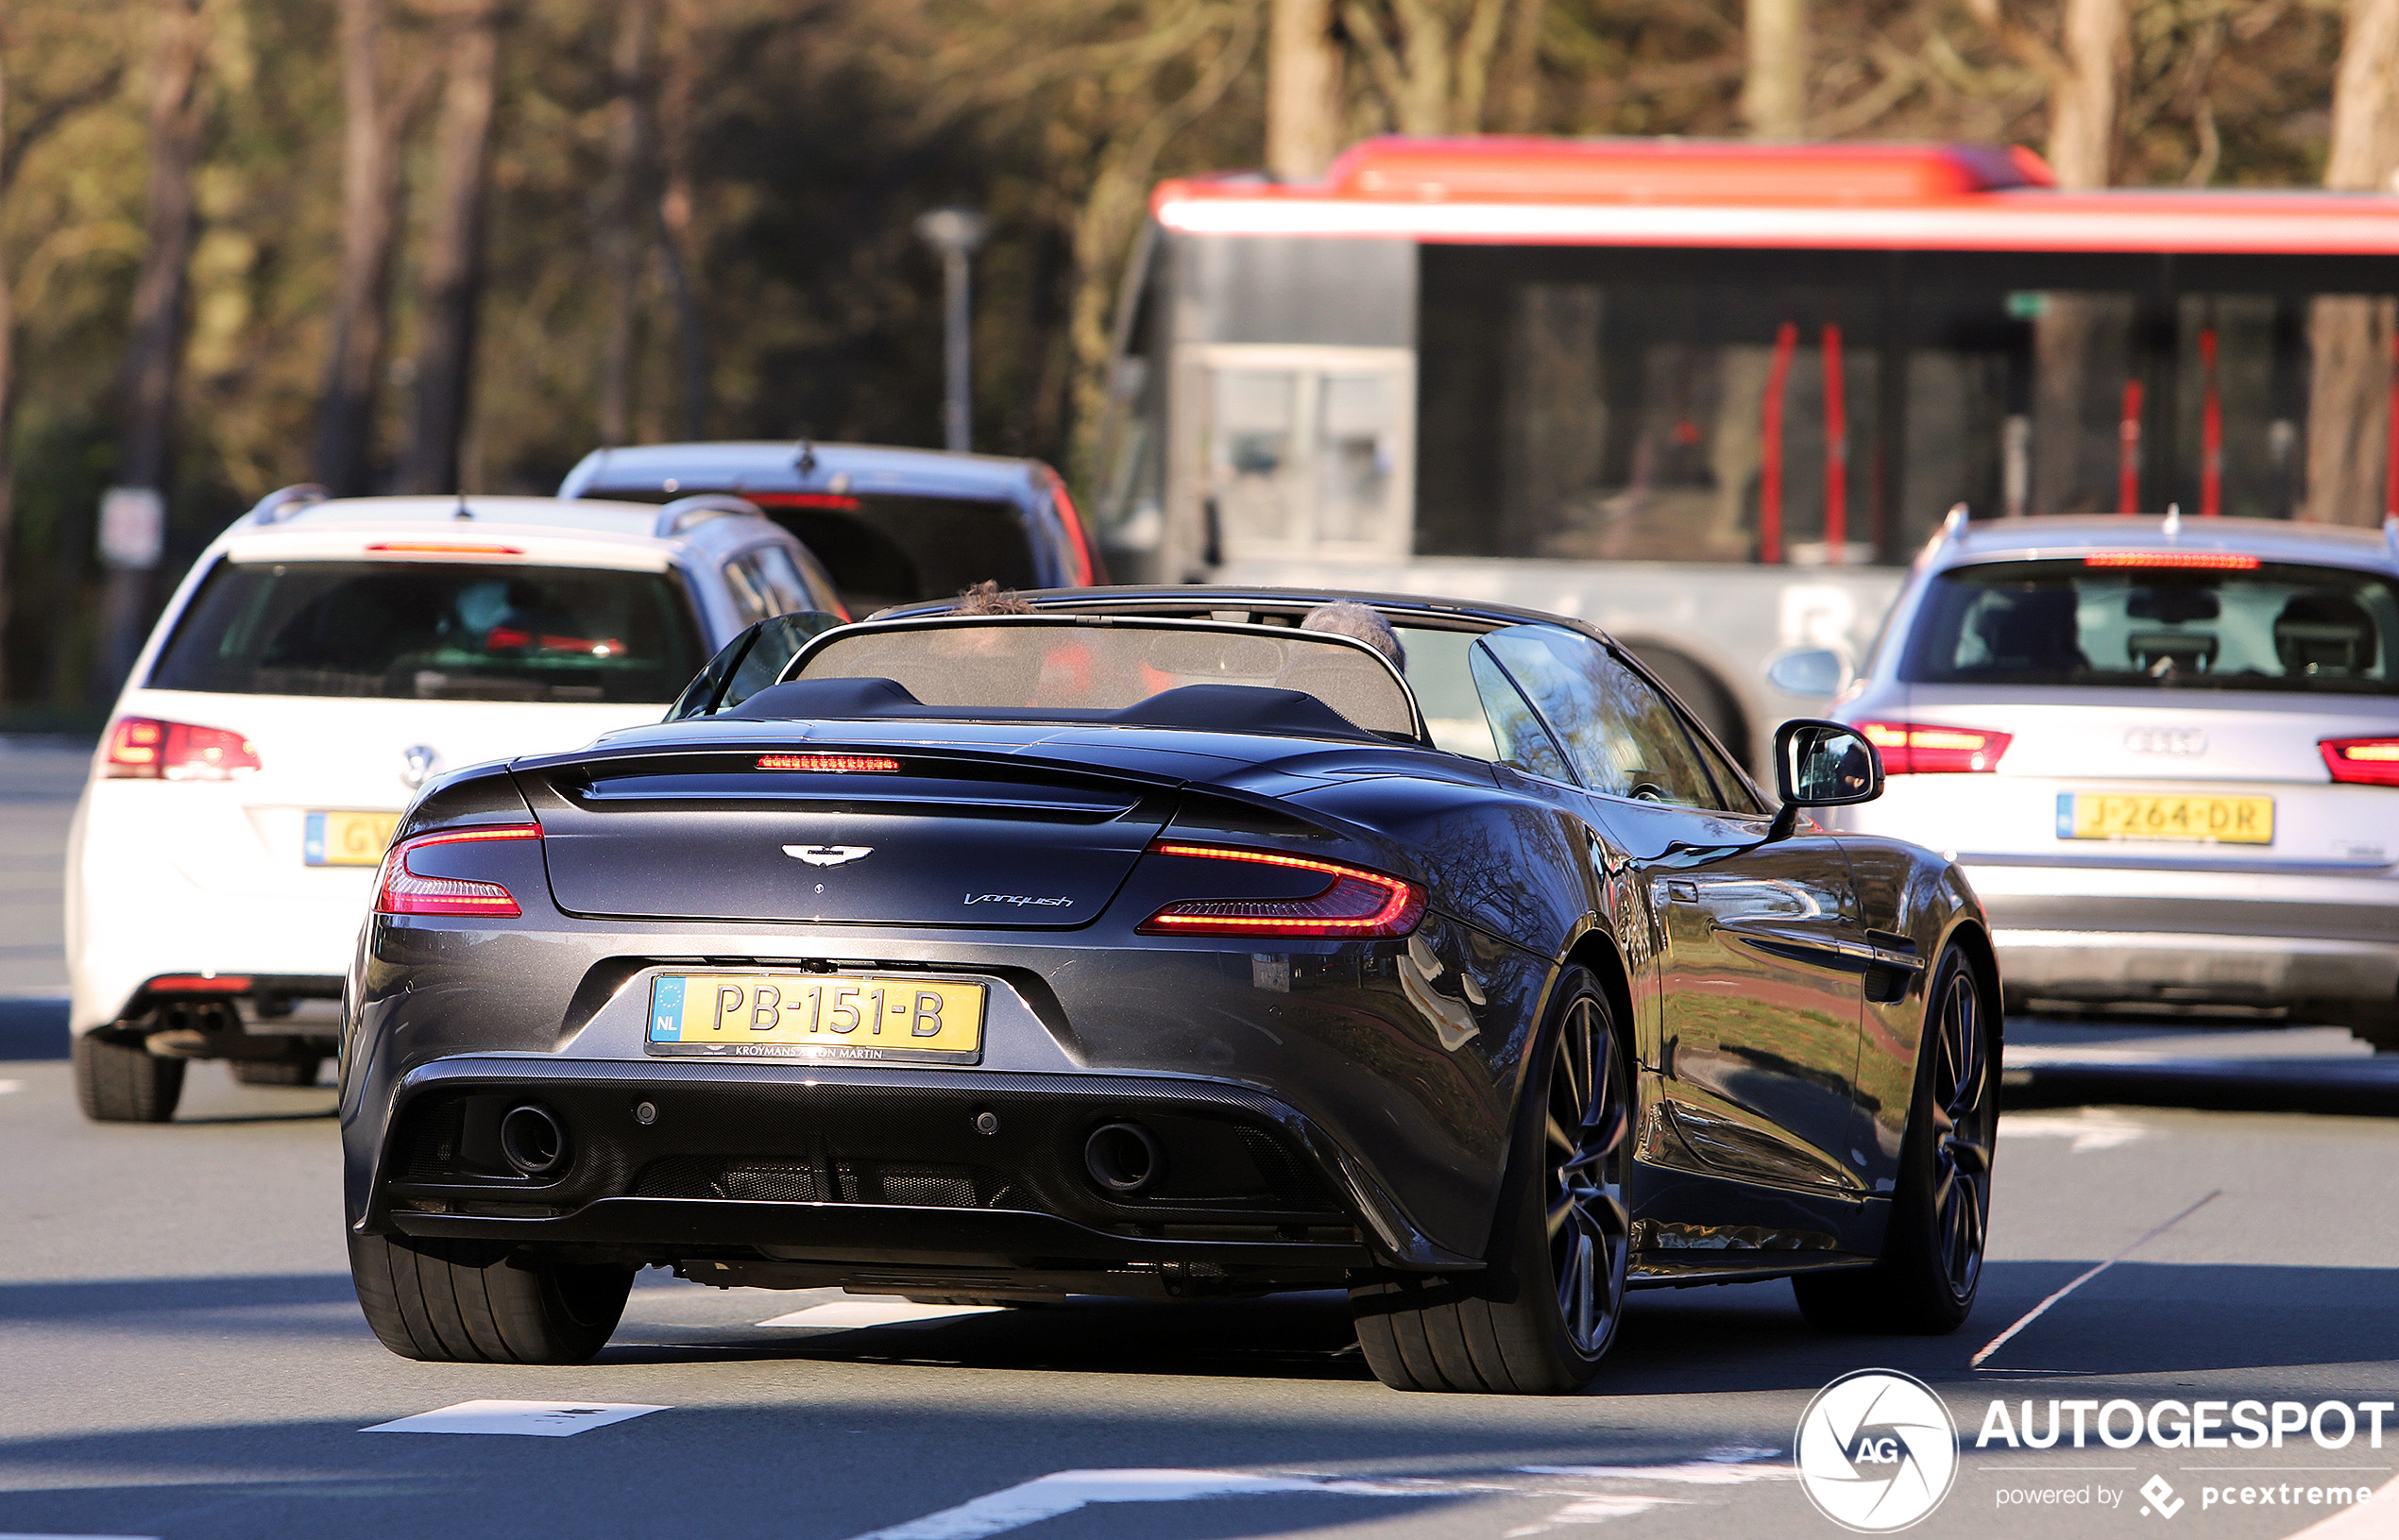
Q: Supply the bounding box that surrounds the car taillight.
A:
[373,824,541,917]
[1858,720,2013,774]
[1135,842,1425,939]
[2322,737,2399,787]
[757,754,900,772]
[102,717,262,780]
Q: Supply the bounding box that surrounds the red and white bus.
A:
[1091,136,2399,763]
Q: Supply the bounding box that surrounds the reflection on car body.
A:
[343,587,1997,1394]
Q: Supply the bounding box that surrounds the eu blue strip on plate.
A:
[303,811,328,865]
[2054,793,2074,839]
[650,977,686,1041]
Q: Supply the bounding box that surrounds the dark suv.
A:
[559,441,1104,616]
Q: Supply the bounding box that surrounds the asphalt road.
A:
[6,736,2398,1540]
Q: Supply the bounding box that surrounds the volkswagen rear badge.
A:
[400,744,444,790]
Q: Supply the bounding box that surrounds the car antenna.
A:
[452,489,472,521]
[794,440,817,477]
[2162,502,2181,539]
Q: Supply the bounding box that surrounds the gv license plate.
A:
[2056,792,2273,845]
[304,810,401,866]
[644,973,986,1063]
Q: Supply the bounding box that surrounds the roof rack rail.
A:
[654,493,765,538]
[247,483,329,526]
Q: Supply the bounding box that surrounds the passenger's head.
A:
[954,580,1034,616]
[1300,601,1405,671]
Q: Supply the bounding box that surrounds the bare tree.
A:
[1743,0,1806,139]
[1341,0,1513,133]
[400,0,502,495]
[1268,0,1341,179]
[655,0,707,440]
[97,0,207,695]
[0,37,121,692]
[598,0,655,448]
[2303,0,2399,524]
[311,0,428,496]
[1973,0,2131,512]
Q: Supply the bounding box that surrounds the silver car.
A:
[1821,511,2399,1046]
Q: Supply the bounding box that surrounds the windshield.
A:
[150,558,706,702]
[590,486,1036,613]
[1902,557,2399,696]
[793,620,1416,736]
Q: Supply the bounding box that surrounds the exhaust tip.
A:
[499,1102,569,1176]
[1084,1122,1164,1195]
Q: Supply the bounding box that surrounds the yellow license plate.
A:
[2057,792,2274,845]
[645,973,986,1063]
[304,809,401,866]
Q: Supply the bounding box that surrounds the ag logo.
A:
[784,845,872,867]
[1795,1368,1958,1532]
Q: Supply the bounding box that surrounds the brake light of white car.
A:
[2082,550,2260,569]
[1858,721,2014,774]
[1135,842,1425,939]
[100,717,263,781]
[373,824,543,918]
[2320,737,2399,787]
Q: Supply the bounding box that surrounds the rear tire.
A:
[231,1056,324,1087]
[74,1033,185,1124]
[1350,967,1632,1394]
[349,1230,634,1364]
[1795,942,1994,1334]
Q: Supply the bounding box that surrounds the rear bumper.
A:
[361,1058,1386,1282]
[1977,880,2399,1011]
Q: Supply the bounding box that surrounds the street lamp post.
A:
[914,207,986,454]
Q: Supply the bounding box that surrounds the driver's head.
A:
[1300,601,1405,671]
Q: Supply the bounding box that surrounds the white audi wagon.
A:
[66,487,842,1120]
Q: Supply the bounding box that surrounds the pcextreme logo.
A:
[1795,1369,1961,1532]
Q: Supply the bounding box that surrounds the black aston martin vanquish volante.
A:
[340,588,1999,1394]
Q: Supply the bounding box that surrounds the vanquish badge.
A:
[1795,1368,1959,1532]
[784,845,872,867]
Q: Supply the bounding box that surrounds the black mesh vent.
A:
[399,1102,466,1181]
[1233,1127,1336,1209]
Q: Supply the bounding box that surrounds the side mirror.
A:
[665,611,846,722]
[1765,647,1849,697]
[1768,719,1883,838]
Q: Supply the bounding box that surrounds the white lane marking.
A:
[1999,1108,2150,1152]
[1970,1189,2223,1369]
[844,1452,1793,1540]
[0,1081,21,1095]
[360,1399,669,1436]
[1504,1494,1691,1532]
[757,1301,1004,1329]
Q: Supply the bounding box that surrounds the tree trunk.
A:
[99,0,207,698]
[400,0,501,495]
[1267,0,1340,179]
[2304,0,2399,524]
[2047,0,2130,190]
[0,51,14,696]
[1742,0,1807,139]
[657,0,706,438]
[310,0,411,495]
[598,0,655,447]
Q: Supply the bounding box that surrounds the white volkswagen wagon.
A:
[67,486,842,1120]
[1825,511,2399,1046]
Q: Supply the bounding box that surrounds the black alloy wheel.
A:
[1547,991,1633,1359]
[1928,953,1993,1301]
[1351,966,1632,1393]
[1794,941,1994,1334]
